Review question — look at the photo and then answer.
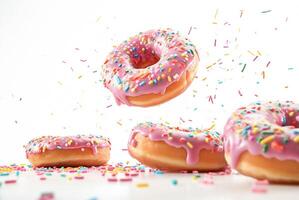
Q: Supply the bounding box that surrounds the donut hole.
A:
[129,46,160,69]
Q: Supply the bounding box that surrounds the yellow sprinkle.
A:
[260,135,275,145]
[161,74,166,79]
[294,136,299,143]
[148,80,153,85]
[168,76,172,82]
[248,50,256,56]
[168,68,172,73]
[157,76,161,81]
[206,62,216,69]
[187,142,193,148]
[252,128,259,134]
[136,183,149,188]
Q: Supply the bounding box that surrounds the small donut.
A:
[102,28,199,107]
[128,122,226,171]
[25,135,111,167]
[224,101,299,184]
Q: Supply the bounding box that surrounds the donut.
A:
[224,101,299,184]
[128,122,226,171]
[25,135,111,167]
[102,28,199,107]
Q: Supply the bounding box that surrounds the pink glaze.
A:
[223,101,299,168]
[102,28,199,106]
[25,135,111,157]
[129,122,223,165]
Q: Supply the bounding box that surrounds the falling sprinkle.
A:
[188,26,193,35]
[208,95,214,104]
[253,56,259,62]
[214,39,217,47]
[261,71,265,79]
[238,90,243,96]
[266,61,271,67]
[240,10,244,18]
[261,10,272,14]
[241,64,247,72]
[106,105,112,108]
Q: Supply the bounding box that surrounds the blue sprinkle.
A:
[124,85,130,92]
[171,179,178,185]
[154,170,164,175]
[139,81,146,87]
[118,63,122,67]
[153,79,158,85]
[0,173,9,176]
[16,171,20,176]
[281,116,287,126]
[114,76,122,85]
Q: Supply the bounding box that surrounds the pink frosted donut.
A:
[128,122,226,171]
[102,28,199,107]
[25,135,111,167]
[224,101,299,183]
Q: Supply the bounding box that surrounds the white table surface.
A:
[1,163,298,200]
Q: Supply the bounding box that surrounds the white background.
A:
[0,0,299,165]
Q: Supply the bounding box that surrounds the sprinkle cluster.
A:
[134,122,223,151]
[229,101,299,153]
[24,135,111,155]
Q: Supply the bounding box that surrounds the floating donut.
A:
[25,135,111,167]
[102,28,199,107]
[128,122,226,171]
[224,101,299,183]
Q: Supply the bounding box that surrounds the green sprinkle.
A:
[282,137,289,144]
[262,144,269,153]
[261,131,273,135]
[171,179,178,185]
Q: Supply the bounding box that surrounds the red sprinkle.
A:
[5,180,17,184]
[107,178,118,182]
[74,176,84,180]
[120,178,133,182]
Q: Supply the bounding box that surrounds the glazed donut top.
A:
[224,101,299,167]
[25,135,111,156]
[102,28,199,105]
[129,122,223,165]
